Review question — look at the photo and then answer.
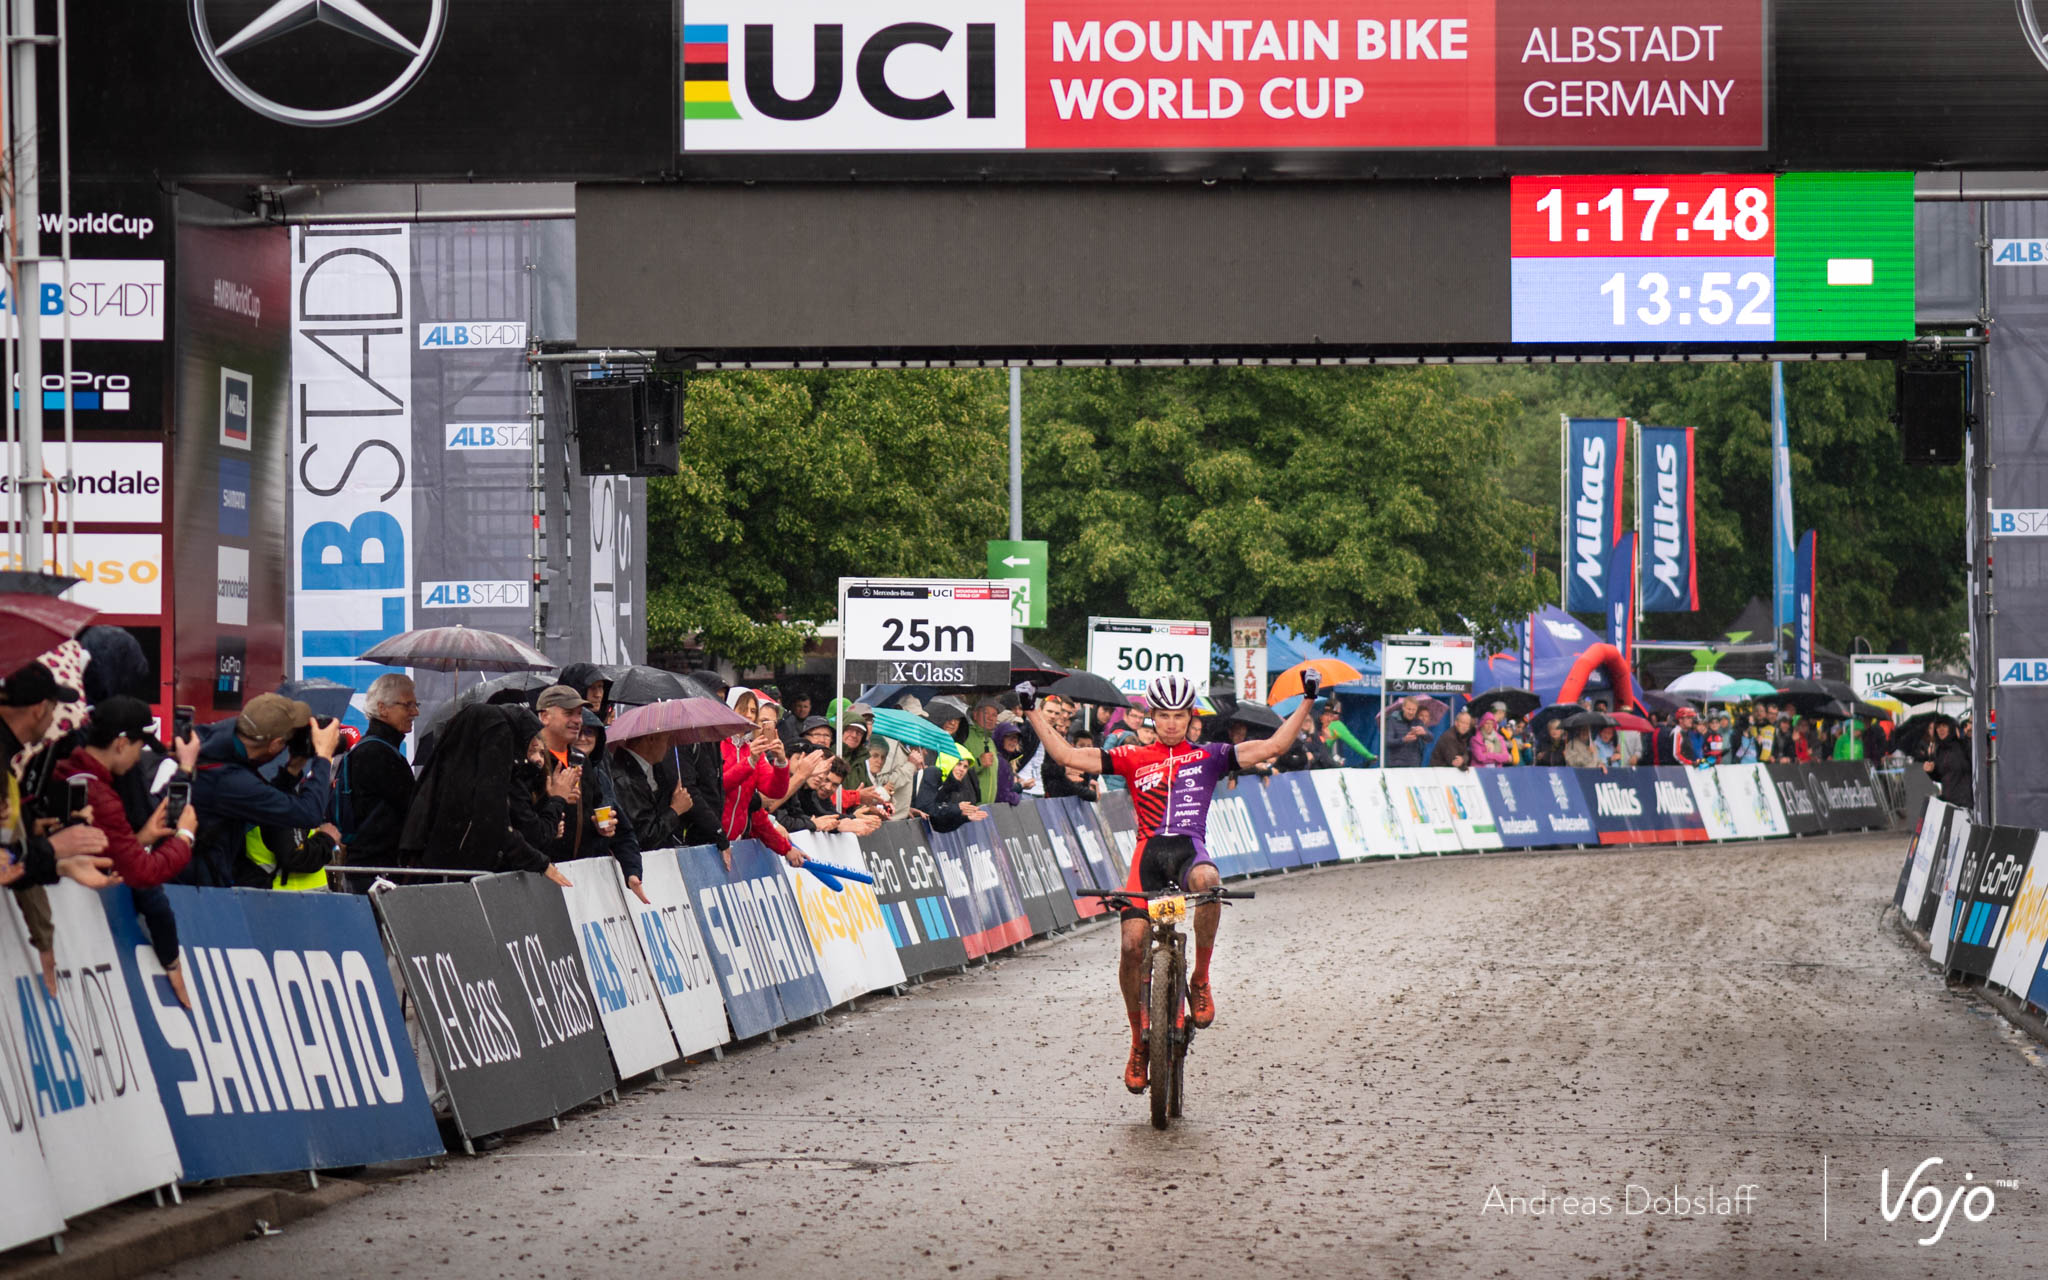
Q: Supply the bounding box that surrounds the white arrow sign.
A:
[1002,555,1031,567]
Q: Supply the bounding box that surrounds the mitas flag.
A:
[1638,425,1698,612]
[1564,417,1628,613]
[1794,529,1818,679]
[1606,530,1638,670]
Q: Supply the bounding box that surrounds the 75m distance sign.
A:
[841,579,1014,685]
[1383,635,1475,694]
[1087,617,1212,699]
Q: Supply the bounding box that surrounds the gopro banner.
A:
[1478,766,1596,849]
[1564,417,1628,612]
[105,886,442,1181]
[1947,825,2037,981]
[1989,833,2048,996]
[1794,529,1818,679]
[1638,425,1698,612]
[856,822,971,979]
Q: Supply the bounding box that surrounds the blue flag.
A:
[1638,425,1698,612]
[1771,367,1796,666]
[1795,529,1817,679]
[1564,417,1629,612]
[1606,531,1637,671]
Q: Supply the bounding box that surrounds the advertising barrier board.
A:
[857,823,972,978]
[989,804,1080,934]
[1767,763,1827,836]
[1205,786,1269,878]
[1307,769,1374,860]
[1927,817,1980,967]
[1584,767,1708,844]
[786,832,910,1005]
[0,883,181,1217]
[1946,826,2035,981]
[1439,768,1503,851]
[939,821,1034,956]
[626,849,732,1057]
[674,842,833,1038]
[558,858,683,1078]
[1988,833,2048,996]
[105,886,441,1180]
[1477,766,1595,849]
[1385,769,1460,853]
[1922,809,1972,937]
[1265,772,1340,865]
[379,876,614,1141]
[1803,761,1890,832]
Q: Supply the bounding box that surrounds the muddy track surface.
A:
[156,833,2048,1279]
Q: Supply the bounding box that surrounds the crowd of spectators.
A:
[4,628,1972,994]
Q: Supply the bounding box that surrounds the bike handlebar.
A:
[1075,887,1254,904]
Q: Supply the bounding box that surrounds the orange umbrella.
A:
[1268,658,1366,703]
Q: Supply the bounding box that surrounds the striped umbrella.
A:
[357,625,554,673]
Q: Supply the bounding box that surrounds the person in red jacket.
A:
[55,697,201,1006]
[719,687,804,869]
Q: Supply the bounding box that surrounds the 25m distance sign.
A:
[841,579,1015,684]
[1510,172,1916,344]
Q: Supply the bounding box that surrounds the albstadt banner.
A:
[1564,417,1627,612]
[1637,425,1698,612]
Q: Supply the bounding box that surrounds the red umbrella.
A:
[0,593,97,674]
[608,696,754,746]
[357,625,553,673]
[1609,710,1655,734]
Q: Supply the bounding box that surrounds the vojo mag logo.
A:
[189,0,448,128]
[683,1,1025,151]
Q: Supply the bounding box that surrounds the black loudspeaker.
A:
[572,375,682,477]
[1897,364,1966,465]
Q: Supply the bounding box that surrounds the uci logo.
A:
[743,22,996,121]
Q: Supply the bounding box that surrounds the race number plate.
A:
[1148,895,1187,923]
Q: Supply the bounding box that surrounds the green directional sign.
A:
[987,539,1047,629]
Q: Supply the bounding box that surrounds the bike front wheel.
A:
[1148,941,1176,1130]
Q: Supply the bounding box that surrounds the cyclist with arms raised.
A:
[1019,670,1320,1092]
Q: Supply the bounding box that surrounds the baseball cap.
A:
[90,696,166,751]
[236,692,313,740]
[799,715,831,734]
[535,684,591,713]
[1676,705,1699,720]
[2,661,80,707]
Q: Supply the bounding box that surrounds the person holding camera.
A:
[185,692,342,889]
[55,697,201,1004]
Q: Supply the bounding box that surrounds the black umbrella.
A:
[1894,713,1958,757]
[1011,640,1070,682]
[0,570,80,596]
[1469,686,1540,720]
[1045,670,1132,708]
[1812,699,1857,720]
[1819,678,1858,704]
[1528,702,1583,742]
[607,664,699,707]
[417,670,558,742]
[1875,672,1972,704]
[1772,679,1838,713]
[1563,710,1617,731]
[1226,700,1284,731]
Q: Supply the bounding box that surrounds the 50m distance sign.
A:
[1086,616,1212,699]
[842,579,1014,685]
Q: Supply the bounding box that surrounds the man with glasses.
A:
[338,672,419,867]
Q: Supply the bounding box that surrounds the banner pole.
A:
[1558,413,1568,612]
[836,579,848,745]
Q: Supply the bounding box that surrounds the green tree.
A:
[645,370,1008,668]
[1467,362,1967,665]
[1022,367,1554,663]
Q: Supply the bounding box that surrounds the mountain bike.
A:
[1078,885,1254,1130]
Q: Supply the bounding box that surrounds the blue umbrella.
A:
[869,707,964,757]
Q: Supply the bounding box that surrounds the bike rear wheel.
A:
[1148,941,1176,1130]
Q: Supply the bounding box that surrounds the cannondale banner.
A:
[1563,417,1627,613]
[1637,425,1698,612]
[1794,528,1817,679]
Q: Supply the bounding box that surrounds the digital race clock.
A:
[1510,172,1915,344]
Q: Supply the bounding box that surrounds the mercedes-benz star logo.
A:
[2021,0,2048,73]
[190,0,448,127]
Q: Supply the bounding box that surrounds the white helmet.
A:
[1147,673,1197,711]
